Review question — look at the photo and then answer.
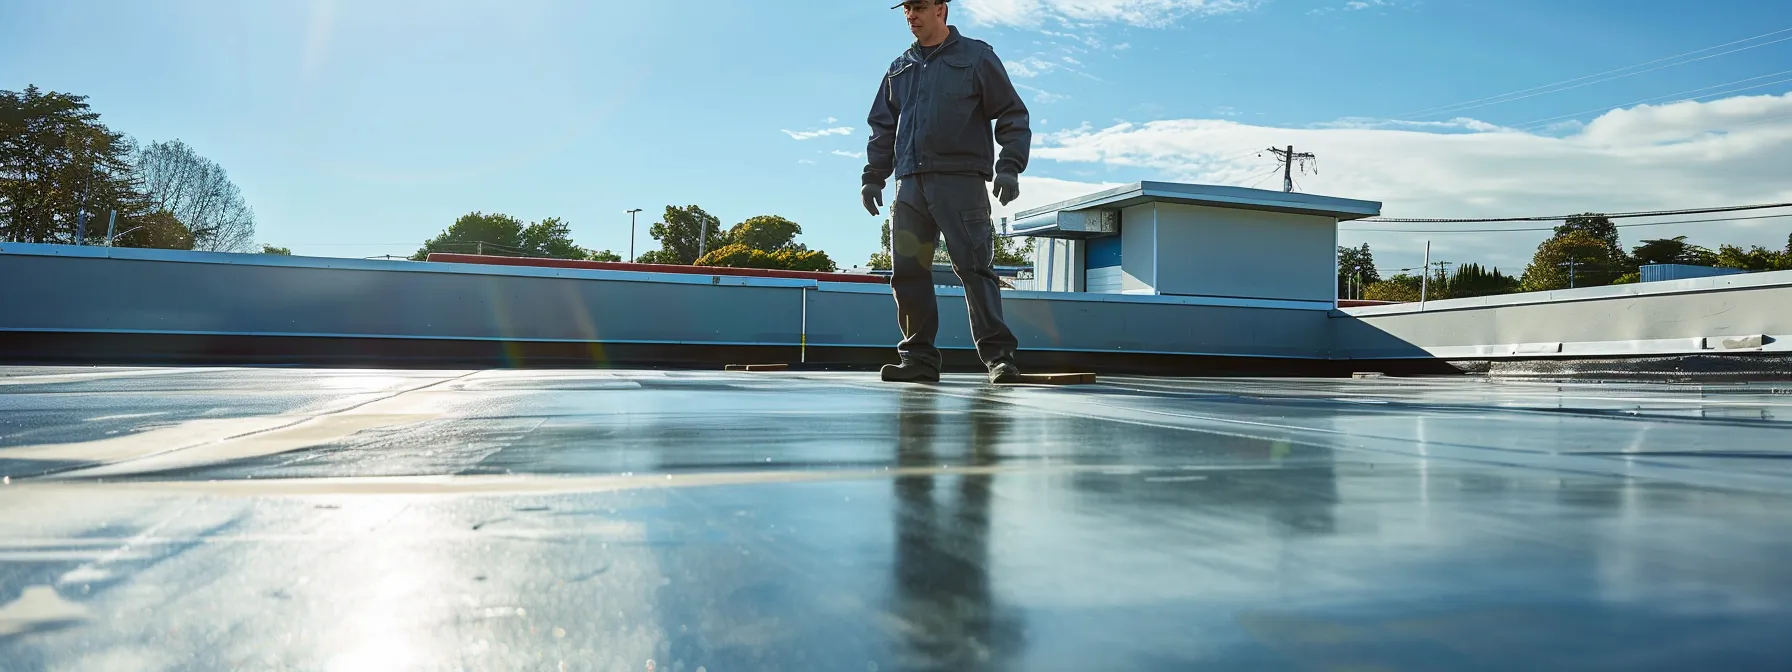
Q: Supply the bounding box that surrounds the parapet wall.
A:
[0,244,1335,374]
[1334,270,1792,362]
[2,243,1787,377]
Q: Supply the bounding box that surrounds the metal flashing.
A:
[1340,268,1792,316]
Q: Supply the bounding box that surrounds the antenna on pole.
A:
[1266,145,1317,192]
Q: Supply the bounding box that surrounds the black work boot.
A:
[988,361,1023,385]
[881,359,940,383]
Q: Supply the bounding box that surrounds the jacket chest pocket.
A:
[938,56,975,97]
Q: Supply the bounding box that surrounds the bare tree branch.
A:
[134,139,255,252]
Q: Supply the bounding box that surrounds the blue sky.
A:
[4,0,1791,274]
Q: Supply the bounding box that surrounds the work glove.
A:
[862,184,884,216]
[992,173,1019,206]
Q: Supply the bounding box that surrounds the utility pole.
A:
[626,208,642,262]
[1558,259,1580,288]
[1420,241,1431,306]
[698,219,709,261]
[1266,145,1317,193]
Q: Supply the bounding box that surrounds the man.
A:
[862,0,1031,385]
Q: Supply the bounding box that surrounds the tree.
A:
[1337,243,1381,298]
[643,205,726,265]
[111,209,194,250]
[1522,231,1625,291]
[1,85,160,246]
[1555,214,1621,254]
[519,216,584,260]
[726,215,805,253]
[1631,236,1716,267]
[260,244,292,255]
[696,243,837,272]
[700,213,838,271]
[1553,213,1634,277]
[993,233,1034,267]
[587,249,621,262]
[1363,274,1425,302]
[867,217,1031,270]
[411,211,592,261]
[1712,244,1792,272]
[868,219,893,270]
[1446,263,1520,298]
[134,139,255,252]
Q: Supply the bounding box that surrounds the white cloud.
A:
[962,0,1262,29]
[1022,92,1792,271]
[825,116,838,124]
[781,126,854,140]
[1039,30,1105,50]
[832,150,866,159]
[1313,0,1406,14]
[1017,83,1070,103]
[1006,57,1059,78]
[798,159,817,165]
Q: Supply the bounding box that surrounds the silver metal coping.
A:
[1014,181,1384,223]
[1339,268,1792,317]
[1349,334,1792,360]
[0,243,1334,312]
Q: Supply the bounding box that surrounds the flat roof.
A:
[1012,181,1383,236]
[3,366,1791,668]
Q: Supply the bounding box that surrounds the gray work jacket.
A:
[861,26,1031,189]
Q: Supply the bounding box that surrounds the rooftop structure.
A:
[1008,182,1381,306]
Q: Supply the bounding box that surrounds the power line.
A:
[1393,26,1792,118]
[1243,166,1284,190]
[1394,26,1792,119]
[1211,148,1272,163]
[1360,201,1792,223]
[1512,70,1792,130]
[1342,212,1792,233]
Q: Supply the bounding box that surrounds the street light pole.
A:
[627,208,642,262]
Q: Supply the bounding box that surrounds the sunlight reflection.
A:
[313,497,444,672]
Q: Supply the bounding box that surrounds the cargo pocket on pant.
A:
[961,207,994,266]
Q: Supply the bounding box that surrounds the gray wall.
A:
[1087,267,1124,293]
[0,244,1332,362]
[1335,273,1792,359]
[1152,203,1336,303]
[0,251,807,346]
[1029,238,1084,293]
[8,244,1788,370]
[1121,204,1155,293]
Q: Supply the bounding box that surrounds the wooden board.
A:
[725,364,789,372]
[1010,372,1097,385]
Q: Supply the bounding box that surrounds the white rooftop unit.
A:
[1008,181,1381,309]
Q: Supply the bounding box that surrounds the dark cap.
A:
[891,0,949,8]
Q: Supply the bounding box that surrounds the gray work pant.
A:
[890,173,1019,370]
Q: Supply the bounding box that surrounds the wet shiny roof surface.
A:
[3,367,1791,670]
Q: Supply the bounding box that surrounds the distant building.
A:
[1640,264,1748,283]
